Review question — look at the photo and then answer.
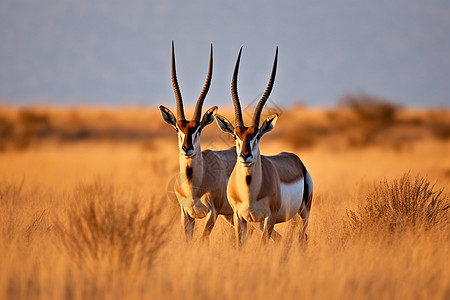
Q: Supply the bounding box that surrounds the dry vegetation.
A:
[346,174,449,234]
[0,101,449,299]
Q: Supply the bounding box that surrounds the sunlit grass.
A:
[0,106,449,299]
[54,180,166,275]
[347,173,450,234]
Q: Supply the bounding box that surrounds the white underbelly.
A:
[275,179,304,223]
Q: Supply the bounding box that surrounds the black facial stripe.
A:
[241,140,252,158]
[186,166,193,181]
[183,136,193,150]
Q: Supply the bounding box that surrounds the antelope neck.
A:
[236,153,262,198]
[179,146,204,188]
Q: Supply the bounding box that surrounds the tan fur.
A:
[209,147,237,177]
[174,147,236,215]
[263,153,305,184]
[228,153,304,217]
[257,157,281,213]
[200,149,235,212]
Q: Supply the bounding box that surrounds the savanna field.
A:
[0,99,449,299]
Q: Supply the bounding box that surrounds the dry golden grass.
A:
[0,106,449,299]
[54,180,167,275]
[347,174,449,234]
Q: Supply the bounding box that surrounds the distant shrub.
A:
[55,181,166,274]
[18,109,50,127]
[284,125,329,149]
[346,174,449,234]
[430,122,450,140]
[13,109,51,149]
[339,93,398,146]
[339,93,398,124]
[0,116,14,151]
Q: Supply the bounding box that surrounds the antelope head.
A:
[160,41,217,158]
[215,47,279,166]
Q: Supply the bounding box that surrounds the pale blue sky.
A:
[0,0,449,107]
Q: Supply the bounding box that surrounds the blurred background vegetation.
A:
[1,94,449,153]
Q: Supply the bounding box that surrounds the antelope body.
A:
[215,47,313,247]
[160,42,236,241]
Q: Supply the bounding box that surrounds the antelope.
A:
[214,47,313,247]
[159,41,237,242]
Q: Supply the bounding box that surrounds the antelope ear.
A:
[259,113,278,137]
[159,105,177,130]
[200,106,217,129]
[214,114,235,136]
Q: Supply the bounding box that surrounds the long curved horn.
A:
[252,47,278,127]
[232,47,244,127]
[171,41,186,121]
[193,44,213,121]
